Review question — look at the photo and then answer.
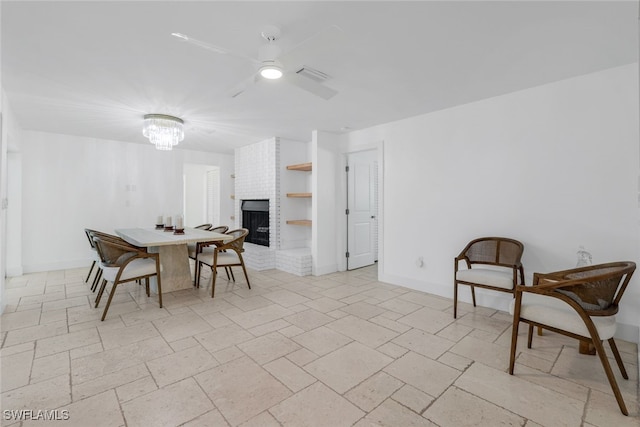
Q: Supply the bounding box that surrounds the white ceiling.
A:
[2,1,638,154]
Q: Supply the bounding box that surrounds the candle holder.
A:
[173,228,185,235]
[155,224,164,230]
[164,226,174,232]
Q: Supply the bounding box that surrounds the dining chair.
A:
[196,228,251,297]
[84,228,102,291]
[454,237,525,318]
[187,225,229,283]
[92,235,163,321]
[509,261,636,415]
[85,229,131,293]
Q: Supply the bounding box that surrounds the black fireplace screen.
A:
[241,200,269,247]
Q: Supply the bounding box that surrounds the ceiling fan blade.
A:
[225,73,262,98]
[171,33,259,64]
[284,72,337,100]
[279,25,345,65]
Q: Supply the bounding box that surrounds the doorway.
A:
[183,164,220,227]
[346,150,378,270]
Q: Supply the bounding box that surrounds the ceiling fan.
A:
[172,25,341,100]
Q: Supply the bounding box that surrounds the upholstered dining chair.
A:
[454,237,525,318]
[187,225,229,283]
[86,229,132,292]
[509,261,636,415]
[84,228,102,291]
[92,235,163,321]
[196,228,251,297]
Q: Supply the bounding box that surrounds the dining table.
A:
[115,227,231,293]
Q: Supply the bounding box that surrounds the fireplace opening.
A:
[241,199,269,247]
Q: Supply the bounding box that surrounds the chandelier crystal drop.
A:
[142,114,184,151]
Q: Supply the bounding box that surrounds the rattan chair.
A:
[84,228,102,290]
[509,261,636,415]
[92,235,163,321]
[454,237,525,318]
[196,228,251,297]
[187,225,229,283]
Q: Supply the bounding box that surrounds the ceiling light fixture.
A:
[142,114,184,151]
[259,61,283,79]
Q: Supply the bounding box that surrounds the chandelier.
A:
[142,114,184,151]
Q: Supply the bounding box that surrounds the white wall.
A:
[312,130,342,275]
[346,63,640,341]
[18,131,234,273]
[1,91,23,313]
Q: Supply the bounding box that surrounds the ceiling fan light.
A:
[259,64,283,79]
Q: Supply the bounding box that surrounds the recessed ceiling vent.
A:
[295,66,331,83]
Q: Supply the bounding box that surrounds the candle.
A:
[157,215,163,224]
[166,216,172,227]
[176,216,183,229]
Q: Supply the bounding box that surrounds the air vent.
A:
[295,66,331,83]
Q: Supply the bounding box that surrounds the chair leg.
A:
[224,266,231,280]
[95,279,108,307]
[91,269,102,292]
[239,261,251,289]
[195,261,202,288]
[211,266,217,298]
[156,273,163,308]
[527,324,534,348]
[101,282,118,321]
[470,285,476,307]
[85,260,96,283]
[591,337,628,415]
[453,282,458,319]
[608,338,629,379]
[509,291,522,375]
[228,266,236,282]
[145,278,150,297]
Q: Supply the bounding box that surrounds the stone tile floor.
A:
[1,264,638,426]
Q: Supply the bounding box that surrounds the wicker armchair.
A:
[508,261,636,415]
[454,237,525,318]
[196,228,251,297]
[84,228,101,290]
[187,225,230,283]
[92,235,163,321]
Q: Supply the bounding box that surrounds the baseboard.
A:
[379,272,639,344]
[6,266,24,277]
[22,259,91,275]
[313,263,338,276]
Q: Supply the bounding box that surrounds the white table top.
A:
[115,227,231,247]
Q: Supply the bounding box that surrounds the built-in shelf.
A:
[286,162,312,171]
[286,219,312,226]
[287,192,312,198]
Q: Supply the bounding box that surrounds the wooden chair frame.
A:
[196,228,251,297]
[509,261,636,415]
[454,236,525,318]
[93,235,163,321]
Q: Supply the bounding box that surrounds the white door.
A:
[347,150,377,270]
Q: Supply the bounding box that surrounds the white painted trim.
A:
[22,259,91,274]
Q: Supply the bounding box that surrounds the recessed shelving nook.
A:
[286,162,312,226]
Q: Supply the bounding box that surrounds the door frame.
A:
[337,140,384,275]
